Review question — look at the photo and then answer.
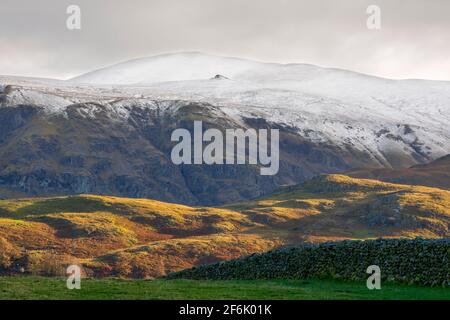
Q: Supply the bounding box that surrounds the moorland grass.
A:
[0,276,448,300]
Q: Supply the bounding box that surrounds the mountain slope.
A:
[348,154,450,190]
[1,175,449,278]
[70,52,265,85]
[0,100,349,204]
[69,54,450,168]
[1,53,450,202]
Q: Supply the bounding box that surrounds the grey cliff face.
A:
[0,100,357,204]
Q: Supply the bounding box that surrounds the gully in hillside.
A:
[171,121,280,176]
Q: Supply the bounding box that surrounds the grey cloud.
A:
[0,0,449,80]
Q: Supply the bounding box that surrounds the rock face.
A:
[0,100,353,205]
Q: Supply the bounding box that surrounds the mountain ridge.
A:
[69,52,448,84]
[1,53,450,203]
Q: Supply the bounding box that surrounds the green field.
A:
[0,277,448,300]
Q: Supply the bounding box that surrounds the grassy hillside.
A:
[0,174,449,278]
[1,277,449,300]
[348,154,450,190]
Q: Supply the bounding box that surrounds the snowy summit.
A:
[1,52,450,169]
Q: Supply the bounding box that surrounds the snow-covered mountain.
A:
[6,53,450,165]
[71,52,266,84]
[0,52,449,203]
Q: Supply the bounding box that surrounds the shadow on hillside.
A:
[15,196,111,215]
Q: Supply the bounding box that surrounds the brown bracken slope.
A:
[0,175,449,278]
[348,154,450,190]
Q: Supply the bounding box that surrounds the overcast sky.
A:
[0,0,449,80]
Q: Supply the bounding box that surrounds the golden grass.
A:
[0,174,449,278]
[93,233,281,278]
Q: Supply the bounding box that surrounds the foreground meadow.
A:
[0,277,448,300]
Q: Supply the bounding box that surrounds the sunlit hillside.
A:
[348,154,450,190]
[0,175,449,278]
